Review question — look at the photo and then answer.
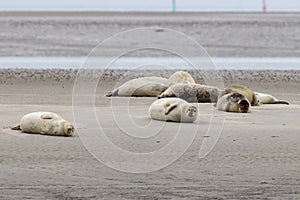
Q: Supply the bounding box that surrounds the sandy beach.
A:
[1,69,300,199]
[0,12,300,199]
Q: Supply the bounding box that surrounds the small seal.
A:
[105,71,196,97]
[11,112,74,136]
[149,98,198,123]
[219,85,259,106]
[158,83,220,103]
[217,92,251,113]
[168,71,195,84]
[254,92,289,105]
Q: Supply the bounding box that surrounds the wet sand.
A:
[0,12,300,199]
[0,12,300,57]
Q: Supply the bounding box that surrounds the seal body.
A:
[158,83,220,103]
[254,92,289,105]
[149,98,198,123]
[217,92,251,113]
[106,77,174,97]
[18,112,74,136]
[168,71,195,84]
[105,71,196,97]
[219,85,259,106]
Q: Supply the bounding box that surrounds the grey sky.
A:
[0,0,299,11]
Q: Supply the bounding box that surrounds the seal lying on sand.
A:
[219,85,259,106]
[254,92,289,105]
[106,77,174,97]
[149,98,198,123]
[158,83,220,103]
[105,71,195,97]
[217,92,251,113]
[11,112,74,136]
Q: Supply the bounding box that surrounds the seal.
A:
[11,112,74,136]
[168,71,196,84]
[254,92,289,105]
[149,98,198,123]
[105,71,196,97]
[217,92,251,113]
[219,85,259,106]
[158,83,220,103]
[106,77,175,97]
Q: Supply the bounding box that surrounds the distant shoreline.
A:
[1,11,300,16]
[0,57,299,70]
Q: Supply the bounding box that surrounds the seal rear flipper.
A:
[11,125,21,130]
[274,100,289,105]
[105,92,113,97]
[105,89,119,97]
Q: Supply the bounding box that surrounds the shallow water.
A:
[0,57,299,70]
[0,0,299,12]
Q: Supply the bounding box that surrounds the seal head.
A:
[217,92,251,113]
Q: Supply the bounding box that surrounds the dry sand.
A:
[0,12,300,199]
[1,69,300,199]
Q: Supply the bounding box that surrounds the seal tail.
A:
[11,125,21,130]
[273,100,289,105]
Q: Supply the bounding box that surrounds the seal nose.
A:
[66,125,74,136]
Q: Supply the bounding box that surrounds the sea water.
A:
[0,0,299,12]
[0,57,299,70]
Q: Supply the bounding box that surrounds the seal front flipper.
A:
[165,103,178,115]
[41,113,54,119]
[11,125,21,130]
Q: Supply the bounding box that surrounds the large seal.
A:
[105,71,195,97]
[11,112,74,136]
[219,85,259,106]
[168,71,196,84]
[254,92,289,105]
[158,83,220,103]
[106,77,174,97]
[149,98,198,123]
[217,92,251,113]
